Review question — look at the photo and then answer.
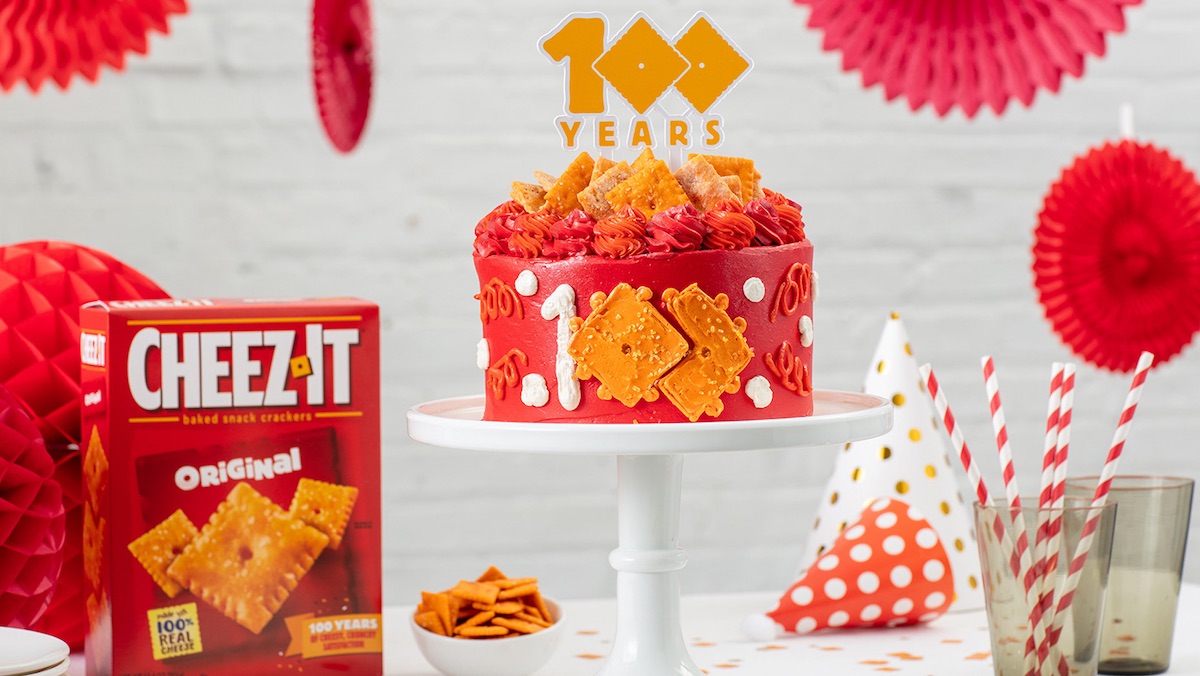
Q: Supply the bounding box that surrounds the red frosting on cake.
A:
[647,204,706,253]
[475,241,814,423]
[543,209,596,259]
[702,200,756,250]
[508,210,559,258]
[594,205,648,259]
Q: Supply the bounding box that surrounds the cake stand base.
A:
[407,390,892,675]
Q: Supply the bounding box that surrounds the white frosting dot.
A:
[743,277,766,302]
[476,339,489,370]
[745,375,773,409]
[915,528,939,549]
[520,374,549,407]
[857,571,880,594]
[799,315,814,348]
[923,559,946,582]
[828,610,849,628]
[824,578,847,601]
[875,512,898,529]
[860,604,882,622]
[790,586,814,606]
[811,270,820,302]
[893,598,914,615]
[794,617,818,634]
[925,592,947,609]
[817,554,839,571]
[891,565,913,588]
[883,535,906,556]
[515,270,538,296]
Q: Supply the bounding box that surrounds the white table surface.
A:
[389,584,1200,676]
[61,584,1200,675]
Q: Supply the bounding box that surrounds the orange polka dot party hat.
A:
[800,313,983,611]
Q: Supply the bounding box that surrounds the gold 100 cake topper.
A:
[540,12,752,152]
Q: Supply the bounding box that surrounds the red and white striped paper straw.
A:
[1041,363,1075,612]
[982,356,1050,674]
[1050,352,1154,647]
[1033,364,1064,588]
[920,364,1020,568]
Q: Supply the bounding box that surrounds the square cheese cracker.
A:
[289,477,359,549]
[166,482,330,634]
[128,509,197,598]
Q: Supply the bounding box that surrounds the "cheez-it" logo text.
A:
[127,324,359,411]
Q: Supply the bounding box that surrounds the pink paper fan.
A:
[0,384,65,630]
[312,0,373,153]
[794,0,1141,118]
[1033,140,1200,372]
[0,0,188,93]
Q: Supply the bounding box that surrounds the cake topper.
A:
[540,12,752,157]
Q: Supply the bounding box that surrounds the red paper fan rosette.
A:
[0,384,65,630]
[1033,140,1200,372]
[312,0,373,153]
[793,0,1141,118]
[0,240,169,648]
[0,0,188,93]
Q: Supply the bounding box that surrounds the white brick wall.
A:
[2,0,1198,605]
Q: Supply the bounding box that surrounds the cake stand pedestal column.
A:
[407,390,893,676]
[603,454,699,676]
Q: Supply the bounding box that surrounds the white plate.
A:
[0,628,69,676]
[407,390,892,454]
[21,659,68,676]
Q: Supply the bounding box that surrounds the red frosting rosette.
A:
[594,206,649,259]
[702,200,756,250]
[794,0,1141,118]
[1033,139,1200,372]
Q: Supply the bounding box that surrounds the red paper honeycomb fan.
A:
[792,0,1141,118]
[312,0,373,153]
[1033,140,1200,372]
[0,384,65,630]
[0,241,170,446]
[0,241,168,648]
[0,0,188,93]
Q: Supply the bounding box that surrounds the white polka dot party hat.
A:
[801,313,983,610]
[744,498,953,639]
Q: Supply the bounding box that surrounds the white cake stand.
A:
[407,390,892,676]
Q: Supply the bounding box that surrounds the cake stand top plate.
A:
[407,390,892,455]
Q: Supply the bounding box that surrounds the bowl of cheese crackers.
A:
[409,566,564,676]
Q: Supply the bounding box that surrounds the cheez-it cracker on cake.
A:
[79,298,381,676]
[474,149,815,423]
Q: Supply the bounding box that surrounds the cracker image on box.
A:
[165,482,330,634]
[128,509,198,599]
[289,478,358,550]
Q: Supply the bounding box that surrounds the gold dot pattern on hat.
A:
[890,311,900,320]
[852,467,863,481]
[843,442,851,451]
[925,465,937,478]
[879,446,892,460]
[813,518,820,529]
[904,343,913,356]
[877,360,886,373]
[917,379,926,393]
[830,491,839,505]
[968,575,978,589]
[955,538,964,552]
[895,480,909,494]
[940,501,951,515]
[817,545,826,556]
[838,521,847,532]
[892,393,905,406]
[908,428,921,442]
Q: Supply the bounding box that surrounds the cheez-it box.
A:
[79,298,382,676]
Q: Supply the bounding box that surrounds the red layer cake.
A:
[473,150,815,423]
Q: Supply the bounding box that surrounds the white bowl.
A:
[409,599,565,676]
